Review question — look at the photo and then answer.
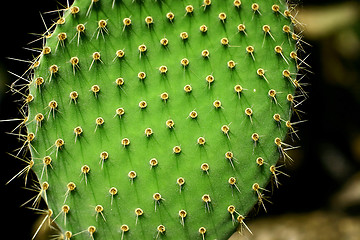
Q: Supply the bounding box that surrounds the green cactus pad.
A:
[25,0,299,239]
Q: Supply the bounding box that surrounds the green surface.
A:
[26,0,297,239]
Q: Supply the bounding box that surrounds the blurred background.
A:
[0,0,359,239]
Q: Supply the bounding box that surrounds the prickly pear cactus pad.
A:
[23,0,300,239]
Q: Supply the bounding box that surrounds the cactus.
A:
[12,0,303,239]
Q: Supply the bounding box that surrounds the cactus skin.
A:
[23,0,299,239]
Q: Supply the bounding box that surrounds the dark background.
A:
[1,0,359,239]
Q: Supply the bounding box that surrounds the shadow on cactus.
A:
[9,0,307,239]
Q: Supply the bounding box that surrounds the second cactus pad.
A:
[26,0,298,239]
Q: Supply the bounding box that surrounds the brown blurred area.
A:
[1,0,360,240]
